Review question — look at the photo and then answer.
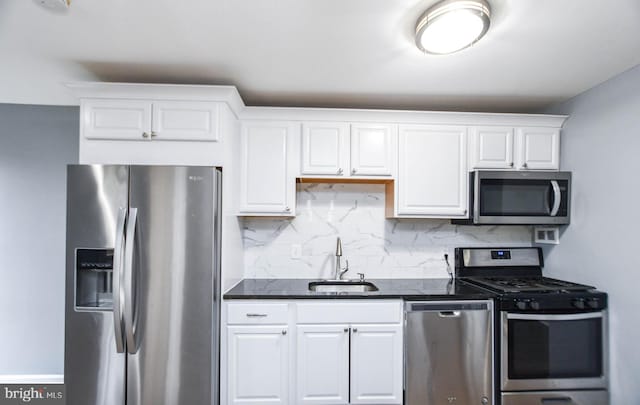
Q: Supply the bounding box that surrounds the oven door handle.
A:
[507,312,603,321]
[540,397,572,403]
[550,180,561,216]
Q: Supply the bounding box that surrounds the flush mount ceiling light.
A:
[415,0,491,55]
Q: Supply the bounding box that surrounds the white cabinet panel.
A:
[296,325,350,405]
[517,127,560,170]
[227,326,289,405]
[82,99,151,141]
[350,324,403,404]
[239,122,296,215]
[350,123,395,176]
[152,101,220,141]
[397,125,468,217]
[469,126,515,169]
[301,122,349,176]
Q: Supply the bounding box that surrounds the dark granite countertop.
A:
[223,278,494,300]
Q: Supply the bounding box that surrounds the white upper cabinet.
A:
[469,126,515,169]
[470,126,560,171]
[151,101,219,141]
[350,123,395,176]
[301,122,350,176]
[517,127,560,170]
[396,125,468,217]
[82,99,220,142]
[82,99,152,141]
[300,122,396,177]
[239,121,297,216]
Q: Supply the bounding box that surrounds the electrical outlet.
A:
[290,244,302,259]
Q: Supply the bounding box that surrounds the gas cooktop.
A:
[462,276,594,294]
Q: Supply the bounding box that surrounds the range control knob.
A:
[572,299,586,309]
[587,299,600,309]
[530,301,541,310]
[515,300,529,310]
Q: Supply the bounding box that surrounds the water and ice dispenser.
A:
[75,249,114,310]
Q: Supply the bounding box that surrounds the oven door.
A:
[501,311,608,391]
[473,171,571,225]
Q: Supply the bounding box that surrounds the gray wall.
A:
[0,104,78,376]
[544,64,640,403]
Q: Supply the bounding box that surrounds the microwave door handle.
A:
[550,180,561,216]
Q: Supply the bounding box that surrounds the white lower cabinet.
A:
[297,325,350,404]
[227,325,290,405]
[224,300,403,405]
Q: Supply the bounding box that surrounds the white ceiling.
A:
[1,0,639,112]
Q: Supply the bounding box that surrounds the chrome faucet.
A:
[335,237,349,280]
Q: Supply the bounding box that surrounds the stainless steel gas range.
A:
[456,247,609,405]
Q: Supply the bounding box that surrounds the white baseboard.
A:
[0,374,64,384]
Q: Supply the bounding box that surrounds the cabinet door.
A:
[301,122,350,176]
[151,101,220,141]
[469,126,515,169]
[350,123,396,176]
[296,325,350,405]
[227,325,289,405]
[517,127,560,170]
[239,122,296,215]
[397,125,468,217]
[350,324,403,405]
[82,99,152,141]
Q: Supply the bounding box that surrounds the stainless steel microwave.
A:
[456,171,571,225]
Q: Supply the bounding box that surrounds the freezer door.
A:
[126,166,220,405]
[65,165,128,405]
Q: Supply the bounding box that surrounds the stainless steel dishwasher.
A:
[405,300,494,405]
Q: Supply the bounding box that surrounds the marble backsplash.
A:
[242,183,533,279]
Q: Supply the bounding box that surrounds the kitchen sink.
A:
[308,280,379,293]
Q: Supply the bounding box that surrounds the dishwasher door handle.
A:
[438,311,461,317]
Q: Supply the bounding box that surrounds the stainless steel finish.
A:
[501,390,609,405]
[405,300,494,405]
[501,311,608,391]
[123,207,138,355]
[334,237,349,280]
[462,247,541,268]
[337,168,343,175]
[472,170,572,225]
[113,208,127,353]
[550,180,561,216]
[65,165,128,405]
[126,166,220,405]
[308,280,379,293]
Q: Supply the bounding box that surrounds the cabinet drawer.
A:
[227,303,289,324]
[297,301,402,324]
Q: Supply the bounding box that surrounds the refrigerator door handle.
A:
[124,207,139,354]
[113,207,127,353]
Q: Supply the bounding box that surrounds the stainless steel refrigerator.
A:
[64,165,221,405]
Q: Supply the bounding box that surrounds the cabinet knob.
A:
[337,168,343,175]
[282,330,287,335]
[352,328,358,333]
[150,131,158,138]
[142,132,149,138]
[509,162,514,167]
[522,163,528,169]
[352,168,357,174]
[284,206,291,212]
[344,328,349,333]
[463,209,467,215]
